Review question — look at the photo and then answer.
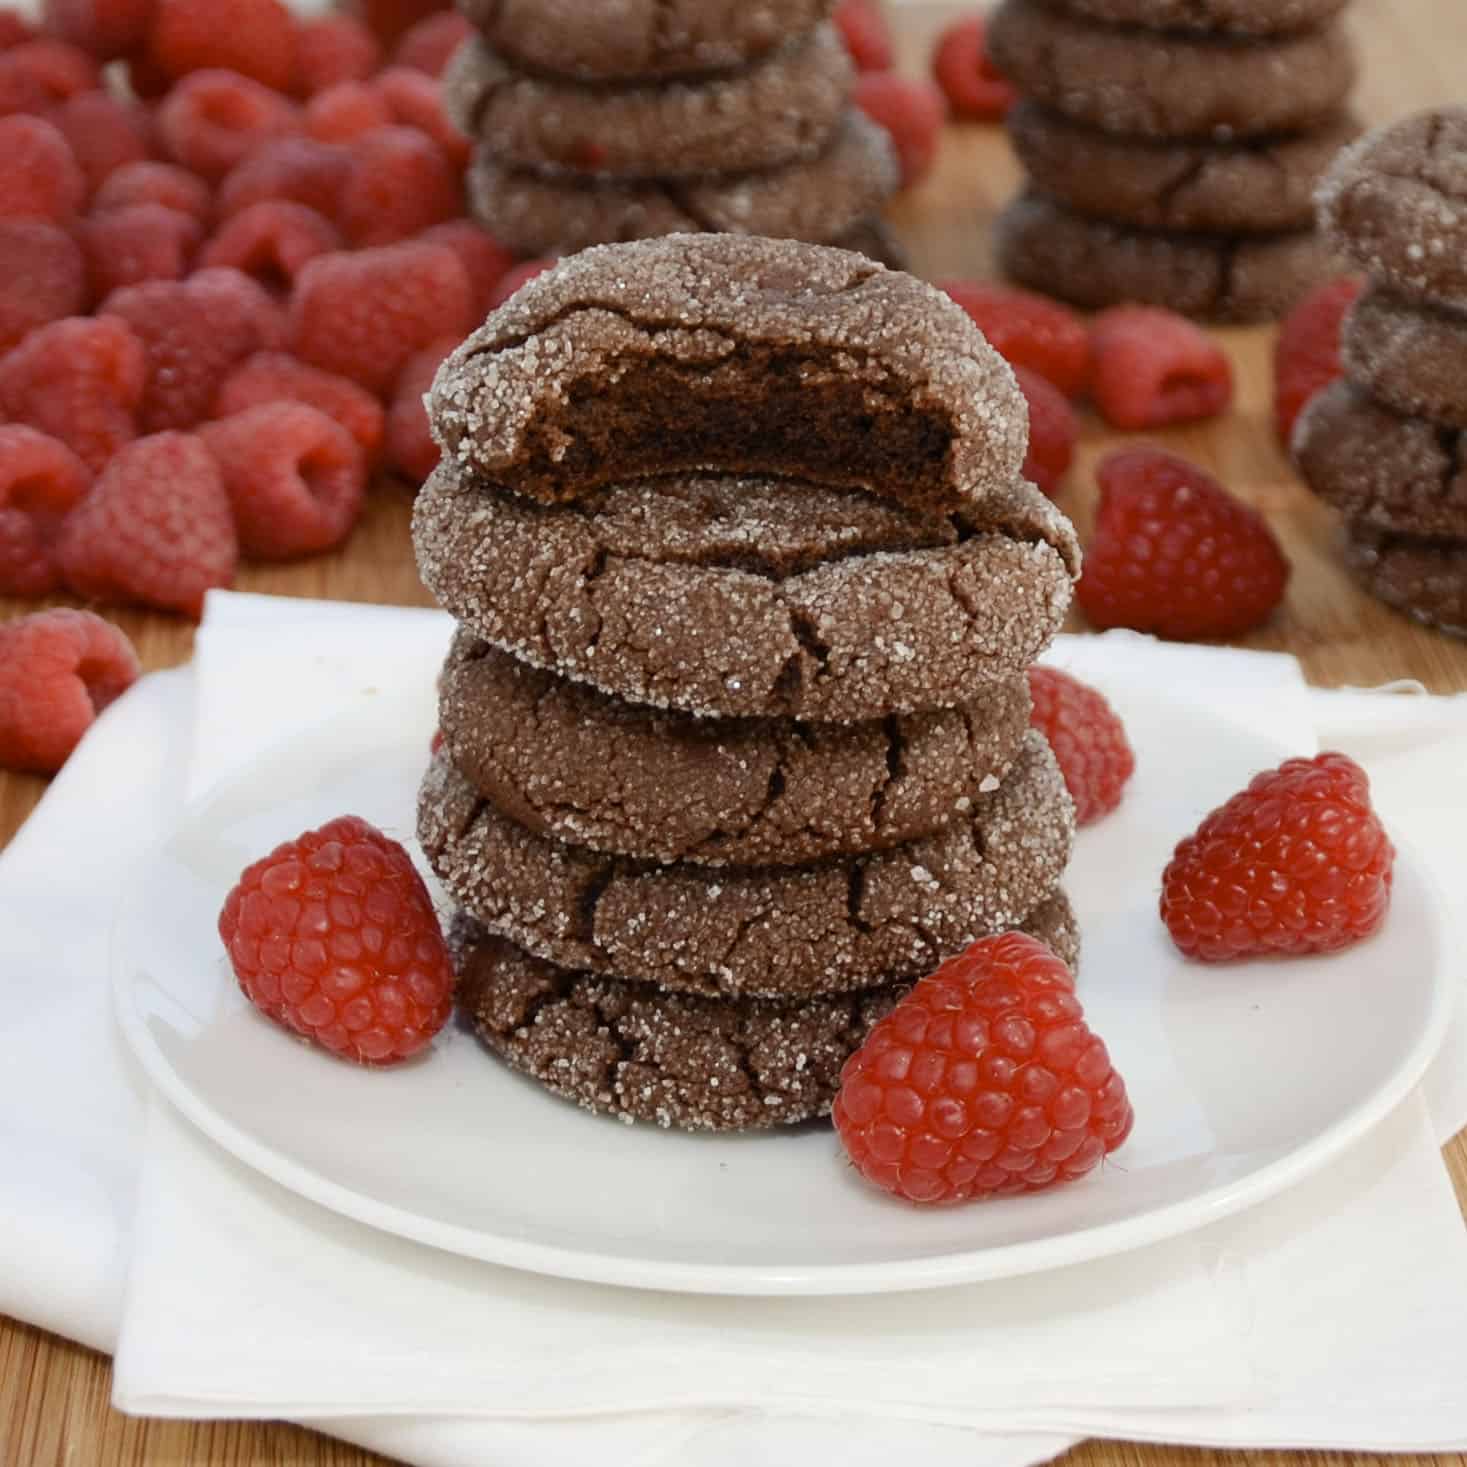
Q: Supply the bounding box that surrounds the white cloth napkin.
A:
[2,591,1466,1467]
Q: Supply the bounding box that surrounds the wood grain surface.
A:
[3,2,1466,1463]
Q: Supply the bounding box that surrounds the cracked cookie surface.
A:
[1008,102,1357,235]
[997,191,1334,321]
[418,731,1076,999]
[1046,0,1345,35]
[413,467,1077,721]
[452,891,1079,1132]
[428,233,1027,517]
[1343,526,1467,638]
[458,0,835,83]
[439,629,1032,867]
[987,0,1355,141]
[1293,380,1467,539]
[462,112,898,259]
[442,26,850,181]
[1318,110,1467,308]
[1341,286,1467,431]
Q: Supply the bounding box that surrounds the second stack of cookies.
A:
[440,0,902,265]
[1296,109,1467,638]
[413,234,1083,1132]
[989,0,1358,321]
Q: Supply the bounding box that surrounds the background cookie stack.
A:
[1296,109,1467,638]
[412,233,1083,1133]
[988,0,1358,321]
[438,0,902,265]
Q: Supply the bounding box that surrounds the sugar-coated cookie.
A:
[997,191,1335,321]
[452,892,1078,1132]
[988,0,1355,141]
[442,26,851,181]
[458,0,835,83]
[418,731,1075,999]
[439,630,1033,867]
[1341,286,1467,431]
[413,469,1077,722]
[430,234,1028,517]
[1343,526,1467,639]
[462,113,898,259]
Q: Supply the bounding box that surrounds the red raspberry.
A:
[356,0,449,48]
[419,220,513,318]
[1014,365,1077,500]
[216,136,351,223]
[215,351,384,463]
[0,315,145,472]
[201,401,366,557]
[0,425,92,596]
[939,282,1089,398]
[80,203,201,298]
[198,200,341,294]
[832,0,894,71]
[339,124,459,246]
[100,267,284,431]
[386,334,455,484]
[58,429,236,616]
[93,160,212,224]
[218,814,455,1065]
[40,0,153,59]
[50,93,154,195]
[145,0,298,92]
[290,242,472,394]
[0,13,34,49]
[1090,306,1234,430]
[0,115,85,223]
[156,69,301,183]
[1027,666,1134,827]
[0,39,99,114]
[391,11,469,75]
[933,14,1016,120]
[853,72,946,189]
[304,80,392,143]
[373,67,469,168]
[1274,275,1364,447]
[0,609,140,774]
[0,219,87,354]
[1161,752,1394,962]
[295,14,381,94]
[486,256,554,311]
[834,931,1133,1204]
[1077,448,1289,640]
[123,48,172,100]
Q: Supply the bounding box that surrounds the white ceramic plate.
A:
[112,677,1453,1296]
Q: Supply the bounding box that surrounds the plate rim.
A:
[110,716,1458,1297]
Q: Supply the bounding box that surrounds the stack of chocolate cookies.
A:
[439,0,902,265]
[989,0,1358,321]
[1296,109,1467,638]
[412,234,1083,1132]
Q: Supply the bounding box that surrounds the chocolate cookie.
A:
[1046,0,1346,35]
[418,731,1075,999]
[996,191,1334,321]
[442,26,850,181]
[987,0,1356,141]
[413,468,1078,721]
[462,113,898,260]
[452,891,1079,1132]
[1317,110,1467,308]
[428,233,1028,517]
[458,0,835,83]
[439,630,1033,868]
[835,217,909,272]
[1007,102,1358,235]
[1293,380,1467,539]
[1341,287,1467,431]
[1343,527,1467,639]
